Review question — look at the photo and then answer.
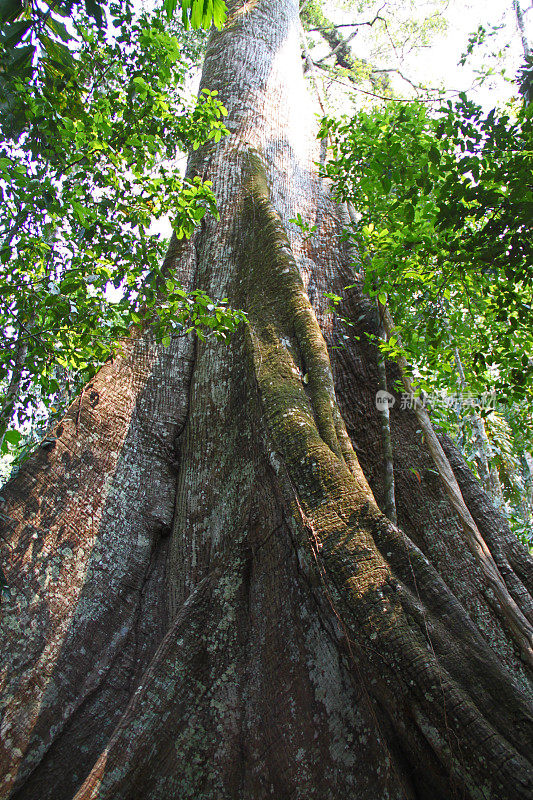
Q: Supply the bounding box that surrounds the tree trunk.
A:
[1,2,532,799]
[513,0,531,60]
[0,326,28,452]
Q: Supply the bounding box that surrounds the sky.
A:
[310,0,530,110]
[413,0,530,104]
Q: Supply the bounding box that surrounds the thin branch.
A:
[313,63,439,103]
[307,7,387,33]
[371,67,425,92]
[314,62,480,104]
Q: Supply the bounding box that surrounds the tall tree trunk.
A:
[446,323,505,508]
[0,326,28,451]
[1,2,532,799]
[513,0,531,59]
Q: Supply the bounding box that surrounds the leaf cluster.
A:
[320,97,533,409]
[320,94,533,532]
[163,0,226,31]
[0,0,240,458]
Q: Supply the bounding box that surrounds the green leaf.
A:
[132,76,149,99]
[45,16,71,43]
[403,203,415,224]
[0,0,22,23]
[212,0,226,28]
[176,0,226,30]
[85,0,104,27]
[3,429,22,446]
[1,429,23,453]
[164,0,178,17]
[428,145,441,165]
[41,35,76,71]
[5,43,35,73]
[1,19,31,47]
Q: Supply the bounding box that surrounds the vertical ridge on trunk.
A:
[0,240,199,799]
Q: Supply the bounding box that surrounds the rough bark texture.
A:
[1,2,532,799]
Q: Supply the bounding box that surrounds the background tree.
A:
[301,0,450,98]
[0,2,532,800]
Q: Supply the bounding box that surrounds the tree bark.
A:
[1,2,532,799]
[375,300,397,524]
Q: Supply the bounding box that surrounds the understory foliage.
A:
[319,94,533,542]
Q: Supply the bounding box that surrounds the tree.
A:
[0,1,532,798]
